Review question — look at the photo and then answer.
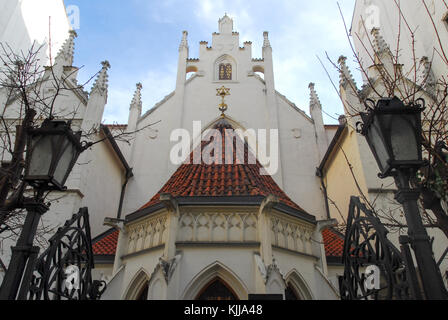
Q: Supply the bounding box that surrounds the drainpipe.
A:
[117,168,133,220]
[316,168,331,220]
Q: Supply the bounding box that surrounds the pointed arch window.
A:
[285,284,301,300]
[136,281,149,300]
[219,63,232,80]
[196,278,239,301]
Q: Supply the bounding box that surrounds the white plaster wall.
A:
[1,84,87,121]
[119,247,164,299]
[0,0,71,71]
[327,264,344,291]
[272,248,338,300]
[176,246,254,299]
[80,137,125,237]
[92,264,114,283]
[325,126,338,144]
[115,245,332,300]
[99,265,124,300]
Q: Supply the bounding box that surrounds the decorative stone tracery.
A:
[270,215,314,255]
[127,213,168,254]
[177,211,257,243]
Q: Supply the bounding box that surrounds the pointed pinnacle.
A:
[420,56,436,91]
[55,30,77,65]
[263,31,271,48]
[371,28,389,55]
[309,82,322,109]
[130,83,143,109]
[179,31,188,51]
[91,60,111,96]
[338,56,357,89]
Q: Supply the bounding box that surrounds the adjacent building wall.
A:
[0,0,71,70]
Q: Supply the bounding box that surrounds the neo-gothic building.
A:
[91,15,344,300]
[0,7,345,299]
[2,0,447,299]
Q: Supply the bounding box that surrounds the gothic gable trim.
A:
[123,267,150,300]
[285,269,314,300]
[181,261,248,300]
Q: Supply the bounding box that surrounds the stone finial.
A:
[263,31,271,48]
[55,30,77,66]
[371,28,389,55]
[130,83,143,110]
[309,82,322,110]
[419,56,436,92]
[179,31,189,51]
[218,13,233,34]
[91,60,111,97]
[338,56,357,89]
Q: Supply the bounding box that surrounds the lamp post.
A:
[358,96,447,300]
[0,118,84,300]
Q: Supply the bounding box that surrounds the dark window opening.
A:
[285,284,301,300]
[136,281,149,300]
[196,278,238,301]
[219,63,232,80]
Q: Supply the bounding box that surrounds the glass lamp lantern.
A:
[24,119,83,191]
[359,97,425,178]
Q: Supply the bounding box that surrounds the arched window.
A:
[219,63,232,80]
[196,278,239,301]
[124,268,150,300]
[215,55,236,81]
[284,271,314,300]
[136,281,149,300]
[285,284,301,300]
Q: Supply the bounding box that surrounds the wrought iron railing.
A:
[338,197,422,300]
[27,207,106,300]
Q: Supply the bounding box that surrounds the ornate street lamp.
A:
[24,119,83,191]
[358,96,425,178]
[358,96,447,300]
[0,118,85,300]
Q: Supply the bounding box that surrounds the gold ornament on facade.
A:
[216,86,231,117]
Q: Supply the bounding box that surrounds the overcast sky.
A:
[67,0,360,125]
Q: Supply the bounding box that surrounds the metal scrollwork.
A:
[339,197,416,300]
[364,98,376,111]
[27,207,106,300]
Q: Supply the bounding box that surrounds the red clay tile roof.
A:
[92,120,344,259]
[92,228,344,259]
[140,119,304,212]
[322,228,344,258]
[92,228,119,255]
